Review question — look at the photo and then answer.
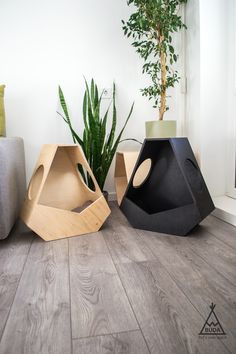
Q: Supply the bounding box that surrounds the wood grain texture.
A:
[105,204,236,350]
[134,212,236,286]
[21,145,110,241]
[25,196,110,241]
[201,215,236,250]
[114,151,139,205]
[72,330,150,354]
[136,228,236,353]
[102,205,155,264]
[182,225,236,286]
[0,221,33,339]
[102,225,155,265]
[1,203,236,354]
[109,202,130,227]
[116,260,229,354]
[69,232,138,339]
[0,237,71,354]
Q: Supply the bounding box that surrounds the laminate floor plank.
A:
[136,228,236,353]
[104,206,236,287]
[103,202,155,264]
[0,237,71,354]
[0,221,33,339]
[69,232,138,339]
[201,215,236,250]
[72,330,150,354]
[0,204,235,354]
[131,215,236,286]
[181,226,236,286]
[109,202,130,227]
[104,205,236,350]
[102,224,155,264]
[117,260,229,354]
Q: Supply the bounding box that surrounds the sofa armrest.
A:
[0,137,26,239]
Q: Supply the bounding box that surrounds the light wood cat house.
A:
[114,151,139,205]
[21,145,111,241]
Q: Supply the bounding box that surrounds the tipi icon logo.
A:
[199,303,226,336]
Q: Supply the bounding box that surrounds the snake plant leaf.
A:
[95,84,99,108]
[82,91,89,131]
[58,86,70,122]
[84,78,93,117]
[91,79,99,117]
[100,107,110,151]
[58,78,135,191]
[111,102,134,156]
[94,91,102,122]
[70,126,84,146]
[83,129,88,157]
[56,111,69,124]
[58,86,81,144]
[91,78,95,104]
[100,101,134,189]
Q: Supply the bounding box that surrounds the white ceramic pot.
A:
[145,120,176,138]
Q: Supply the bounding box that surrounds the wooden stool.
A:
[21,145,111,241]
[114,151,139,205]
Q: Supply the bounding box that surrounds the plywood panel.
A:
[114,151,139,205]
[21,145,110,241]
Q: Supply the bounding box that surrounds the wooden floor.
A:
[0,202,235,354]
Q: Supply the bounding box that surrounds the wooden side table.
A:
[114,151,139,205]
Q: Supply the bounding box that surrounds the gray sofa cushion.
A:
[0,137,26,239]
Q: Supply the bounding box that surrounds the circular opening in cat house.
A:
[28,165,44,200]
[132,158,152,188]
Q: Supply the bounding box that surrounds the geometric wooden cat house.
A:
[120,138,215,236]
[114,151,139,205]
[20,145,111,241]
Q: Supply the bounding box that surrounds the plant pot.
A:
[145,120,176,138]
[0,85,6,137]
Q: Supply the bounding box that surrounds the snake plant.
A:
[58,79,134,191]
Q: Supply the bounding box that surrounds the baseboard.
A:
[212,196,236,227]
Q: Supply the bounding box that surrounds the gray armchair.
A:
[0,137,26,239]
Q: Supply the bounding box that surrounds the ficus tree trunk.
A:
[158,32,167,121]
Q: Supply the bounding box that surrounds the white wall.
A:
[186,0,231,197]
[0,0,183,194]
[185,0,200,158]
[199,0,228,197]
[226,0,236,198]
[1,0,233,198]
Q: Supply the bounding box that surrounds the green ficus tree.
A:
[122,0,187,120]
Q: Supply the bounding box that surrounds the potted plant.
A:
[122,0,187,138]
[57,79,134,198]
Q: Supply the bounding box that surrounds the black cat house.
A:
[120,138,215,236]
